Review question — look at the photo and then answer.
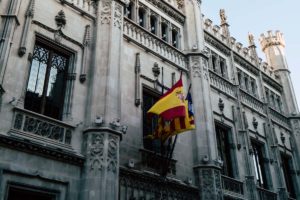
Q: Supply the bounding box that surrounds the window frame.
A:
[24,36,75,120]
[281,153,297,198]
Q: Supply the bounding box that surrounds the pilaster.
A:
[85,0,125,126]
[81,128,122,200]
[0,0,21,83]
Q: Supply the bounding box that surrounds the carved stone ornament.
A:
[218,98,224,112]
[152,62,160,78]
[100,0,112,25]
[219,9,227,24]
[89,134,104,170]
[55,10,66,29]
[176,0,184,9]
[252,117,258,130]
[191,57,201,78]
[114,3,123,29]
[107,135,118,173]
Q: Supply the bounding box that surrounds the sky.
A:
[202,1,300,109]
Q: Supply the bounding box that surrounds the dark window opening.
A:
[265,88,270,103]
[251,141,268,189]
[143,89,161,153]
[271,93,276,108]
[138,8,145,27]
[244,75,249,92]
[7,186,55,200]
[24,42,69,120]
[237,71,242,86]
[276,96,282,112]
[171,29,178,48]
[124,2,133,20]
[250,78,257,96]
[281,154,296,198]
[161,23,168,42]
[150,15,157,35]
[212,55,217,72]
[215,124,233,177]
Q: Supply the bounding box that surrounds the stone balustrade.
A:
[119,167,199,200]
[209,70,237,98]
[61,0,95,17]
[257,187,277,200]
[123,18,187,70]
[140,148,177,175]
[240,89,265,115]
[11,107,74,147]
[221,175,244,198]
[269,107,290,128]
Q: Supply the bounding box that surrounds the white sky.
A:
[202,1,300,110]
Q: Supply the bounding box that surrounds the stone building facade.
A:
[0,0,299,199]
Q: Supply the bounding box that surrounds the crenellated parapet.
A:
[259,30,285,52]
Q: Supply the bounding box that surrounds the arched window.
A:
[150,15,157,35]
[138,8,146,28]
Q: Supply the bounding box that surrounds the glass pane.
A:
[44,53,67,119]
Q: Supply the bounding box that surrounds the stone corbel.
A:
[134,53,141,106]
[80,25,91,83]
[18,0,35,57]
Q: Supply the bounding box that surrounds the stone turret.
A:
[260,31,299,113]
[259,31,287,70]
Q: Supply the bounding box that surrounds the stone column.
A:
[81,129,122,200]
[81,0,127,199]
[183,1,223,199]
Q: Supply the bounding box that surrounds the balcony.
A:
[257,187,277,200]
[59,0,96,18]
[120,167,199,200]
[269,107,290,129]
[10,107,74,149]
[222,175,244,199]
[240,89,265,115]
[123,18,187,70]
[140,148,176,175]
[209,71,237,98]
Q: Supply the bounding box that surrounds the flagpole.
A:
[160,67,164,157]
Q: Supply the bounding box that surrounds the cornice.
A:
[145,0,185,25]
[233,53,259,75]
[262,73,283,92]
[0,134,85,166]
[204,32,230,56]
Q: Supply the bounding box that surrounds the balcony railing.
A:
[221,175,244,198]
[140,148,176,175]
[11,107,74,148]
[123,18,187,70]
[209,71,237,98]
[269,107,290,128]
[257,187,277,200]
[240,89,265,115]
[60,0,96,17]
[120,167,199,200]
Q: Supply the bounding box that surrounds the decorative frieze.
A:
[12,108,73,145]
[113,2,123,29]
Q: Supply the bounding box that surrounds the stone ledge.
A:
[0,134,85,166]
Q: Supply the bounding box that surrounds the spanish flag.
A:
[151,91,195,142]
[147,78,186,121]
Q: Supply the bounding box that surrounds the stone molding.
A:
[32,20,84,48]
[0,134,84,166]
[145,0,185,25]
[204,32,231,56]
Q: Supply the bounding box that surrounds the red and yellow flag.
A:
[147,78,186,121]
